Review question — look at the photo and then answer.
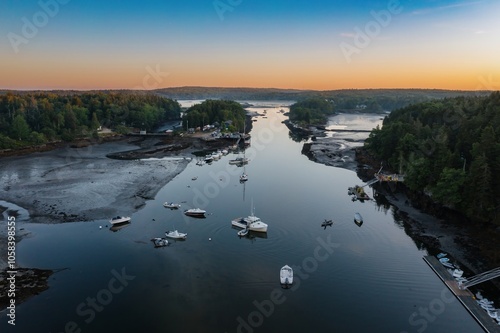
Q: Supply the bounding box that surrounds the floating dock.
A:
[423,256,500,333]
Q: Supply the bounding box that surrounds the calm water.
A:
[1,103,482,333]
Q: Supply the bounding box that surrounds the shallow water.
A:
[1,103,482,333]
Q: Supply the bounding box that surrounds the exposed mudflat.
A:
[0,138,190,271]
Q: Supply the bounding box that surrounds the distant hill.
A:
[154,87,492,111]
[1,87,493,112]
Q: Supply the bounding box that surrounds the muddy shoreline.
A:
[0,134,230,311]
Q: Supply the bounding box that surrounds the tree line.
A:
[289,97,336,125]
[0,92,181,149]
[365,92,500,225]
[182,100,246,132]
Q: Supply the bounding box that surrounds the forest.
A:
[157,87,488,112]
[0,92,181,149]
[288,97,336,125]
[364,92,500,225]
[181,100,246,132]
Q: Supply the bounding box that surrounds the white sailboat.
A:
[232,201,268,233]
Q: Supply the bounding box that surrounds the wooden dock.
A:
[423,256,500,333]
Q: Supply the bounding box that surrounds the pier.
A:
[423,256,500,333]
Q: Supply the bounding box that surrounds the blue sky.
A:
[1,0,499,90]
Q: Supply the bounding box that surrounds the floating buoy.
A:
[99,226,102,229]
[209,238,212,241]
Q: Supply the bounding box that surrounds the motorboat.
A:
[165,230,187,240]
[109,216,131,225]
[280,265,293,286]
[229,157,249,165]
[151,237,169,247]
[204,155,213,163]
[321,219,333,227]
[232,208,268,233]
[184,208,206,217]
[354,212,363,224]
[240,172,248,182]
[109,222,131,232]
[163,202,181,209]
[439,257,450,263]
[452,269,464,278]
[196,160,204,166]
[211,151,221,160]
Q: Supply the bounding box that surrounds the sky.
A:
[0,0,499,91]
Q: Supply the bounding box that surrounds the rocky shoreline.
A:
[288,119,500,300]
[355,148,500,288]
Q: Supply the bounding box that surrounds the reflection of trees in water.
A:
[373,189,391,214]
[288,131,308,143]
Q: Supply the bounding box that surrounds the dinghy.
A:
[280,265,293,286]
[151,237,169,247]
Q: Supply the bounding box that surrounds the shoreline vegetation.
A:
[285,94,500,297]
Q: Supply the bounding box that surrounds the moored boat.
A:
[151,237,169,247]
[240,172,248,182]
[165,230,187,239]
[232,205,268,233]
[354,212,363,223]
[163,202,181,209]
[229,157,249,165]
[280,265,293,286]
[184,208,206,217]
[109,216,131,225]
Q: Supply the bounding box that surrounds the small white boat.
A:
[452,269,464,278]
[437,253,447,259]
[196,160,204,166]
[151,237,169,247]
[354,212,363,223]
[280,265,293,286]
[441,261,455,269]
[439,257,450,263]
[240,173,248,182]
[163,202,181,209]
[165,230,187,239]
[184,208,206,217]
[229,157,249,165]
[237,228,249,237]
[109,216,131,225]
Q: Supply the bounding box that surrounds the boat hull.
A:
[184,209,206,218]
[109,216,131,225]
[231,218,267,232]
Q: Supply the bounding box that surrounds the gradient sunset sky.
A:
[1,0,499,90]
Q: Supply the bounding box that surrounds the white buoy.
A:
[209,238,212,241]
[99,226,102,229]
